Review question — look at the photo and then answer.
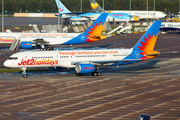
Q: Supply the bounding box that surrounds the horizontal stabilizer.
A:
[88,35,107,41]
[143,50,161,58]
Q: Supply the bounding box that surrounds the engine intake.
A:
[20,41,36,49]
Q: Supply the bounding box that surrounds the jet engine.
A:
[75,64,97,74]
[20,41,36,49]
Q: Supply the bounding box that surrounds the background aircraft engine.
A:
[75,64,96,74]
[20,41,36,49]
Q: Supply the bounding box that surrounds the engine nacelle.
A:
[20,41,36,49]
[75,64,97,74]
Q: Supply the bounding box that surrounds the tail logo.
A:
[85,22,104,42]
[59,7,65,12]
[91,2,99,9]
[138,33,157,60]
[135,51,140,59]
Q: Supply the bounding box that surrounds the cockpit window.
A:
[8,57,18,60]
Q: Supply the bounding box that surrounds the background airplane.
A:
[55,0,138,22]
[0,13,108,50]
[4,20,162,78]
[160,22,180,33]
[89,0,166,20]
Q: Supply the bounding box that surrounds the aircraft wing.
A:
[56,12,86,16]
[32,39,50,44]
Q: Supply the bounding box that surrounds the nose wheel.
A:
[22,67,27,78]
[23,74,27,78]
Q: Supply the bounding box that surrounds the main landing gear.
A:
[21,67,27,78]
[40,44,54,51]
[40,47,54,51]
[75,72,101,76]
[91,72,101,76]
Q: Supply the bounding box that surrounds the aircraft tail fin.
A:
[89,0,104,12]
[133,20,162,59]
[55,0,71,14]
[83,13,108,42]
[138,114,150,120]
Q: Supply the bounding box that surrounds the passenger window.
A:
[8,57,18,60]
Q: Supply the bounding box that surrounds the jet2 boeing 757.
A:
[4,21,162,78]
[0,13,108,50]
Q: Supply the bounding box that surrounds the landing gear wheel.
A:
[94,72,97,76]
[92,72,101,76]
[51,47,54,50]
[23,74,27,78]
[40,48,47,51]
[97,72,101,76]
[48,47,54,51]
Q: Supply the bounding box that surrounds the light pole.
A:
[146,0,148,11]
[81,0,82,12]
[153,0,155,21]
[58,0,60,26]
[129,0,131,22]
[179,0,180,22]
[102,0,104,13]
[2,0,4,32]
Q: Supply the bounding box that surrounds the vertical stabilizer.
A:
[62,13,108,44]
[84,13,108,37]
[55,0,71,14]
[89,0,104,12]
[133,21,162,59]
[133,21,162,51]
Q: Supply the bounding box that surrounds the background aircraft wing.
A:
[32,39,50,44]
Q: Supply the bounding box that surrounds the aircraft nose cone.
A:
[3,60,10,67]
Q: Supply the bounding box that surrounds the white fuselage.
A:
[111,10,166,19]
[0,32,80,44]
[4,48,135,68]
[70,14,134,22]
[161,22,180,29]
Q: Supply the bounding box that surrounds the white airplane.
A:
[55,0,138,22]
[0,13,108,50]
[4,20,162,78]
[160,22,180,32]
[89,0,166,20]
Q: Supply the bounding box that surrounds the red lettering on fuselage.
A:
[18,59,59,66]
[113,14,123,16]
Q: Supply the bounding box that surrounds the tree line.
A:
[0,0,179,14]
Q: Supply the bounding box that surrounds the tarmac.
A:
[0,32,180,120]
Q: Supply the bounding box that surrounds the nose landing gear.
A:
[21,67,27,78]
